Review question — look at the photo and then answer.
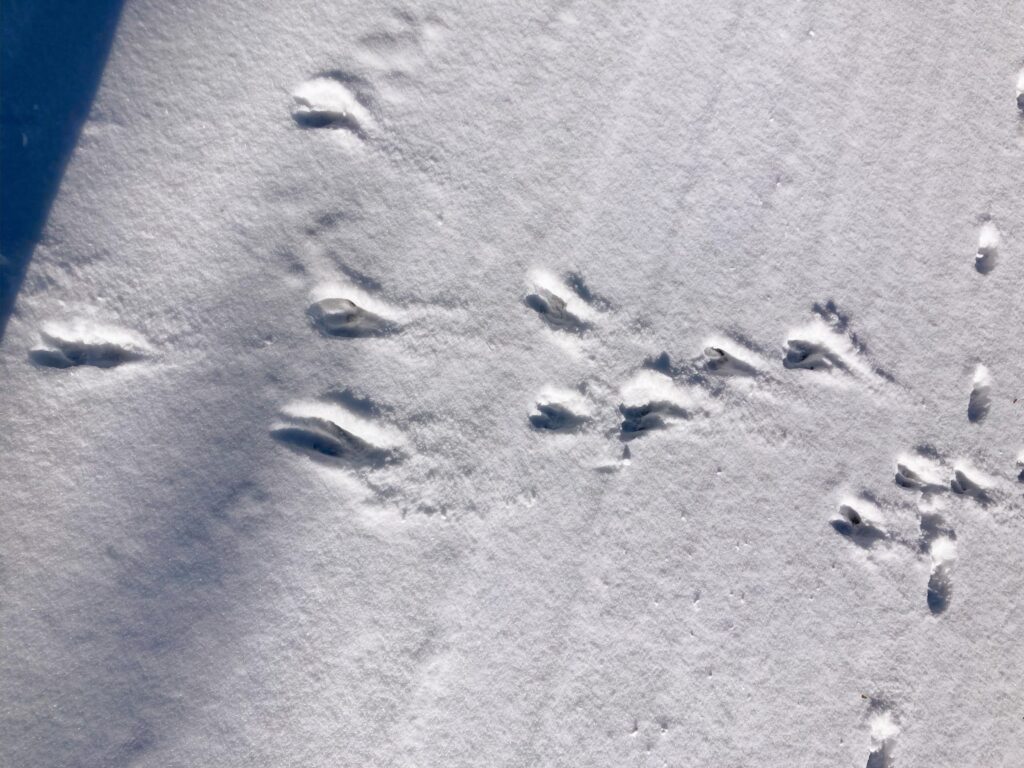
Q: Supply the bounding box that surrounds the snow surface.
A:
[2,2,1024,766]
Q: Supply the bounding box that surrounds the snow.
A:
[2,2,1023,766]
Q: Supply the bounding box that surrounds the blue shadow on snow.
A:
[0,0,124,339]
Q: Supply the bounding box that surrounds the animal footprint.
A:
[894,452,948,495]
[528,386,592,432]
[1016,451,1024,483]
[618,369,698,439]
[306,282,400,338]
[701,337,762,378]
[975,220,1000,274]
[830,498,889,549]
[864,704,900,768]
[782,301,887,383]
[919,513,957,615]
[30,321,149,369]
[523,270,597,333]
[291,74,375,137]
[950,463,993,505]
[782,337,843,371]
[308,297,396,338]
[271,396,405,468]
[967,365,991,423]
[1017,66,1024,114]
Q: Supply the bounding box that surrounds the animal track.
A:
[894,449,1000,510]
[642,338,767,393]
[1017,66,1024,114]
[782,337,842,371]
[618,369,697,439]
[524,289,587,332]
[975,220,1000,274]
[291,75,375,136]
[1016,451,1024,483]
[702,338,761,377]
[864,704,900,768]
[950,464,993,505]
[967,365,991,423]
[782,302,888,382]
[618,402,691,438]
[528,387,592,432]
[839,437,1005,616]
[523,270,597,333]
[271,396,405,468]
[830,499,889,549]
[894,452,948,495]
[783,301,857,371]
[307,297,397,338]
[919,513,957,615]
[29,321,149,369]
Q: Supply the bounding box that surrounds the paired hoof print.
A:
[30,322,149,369]
[307,297,397,338]
[528,387,592,432]
[271,397,404,469]
[292,75,375,137]
[831,503,888,549]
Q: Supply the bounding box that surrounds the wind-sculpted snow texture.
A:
[1,2,1022,767]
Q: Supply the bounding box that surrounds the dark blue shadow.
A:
[1,0,124,339]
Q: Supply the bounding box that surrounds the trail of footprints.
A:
[519,273,1017,623]
[16,28,1021,768]
[20,40,1018,547]
[524,273,893,448]
[832,446,1008,616]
